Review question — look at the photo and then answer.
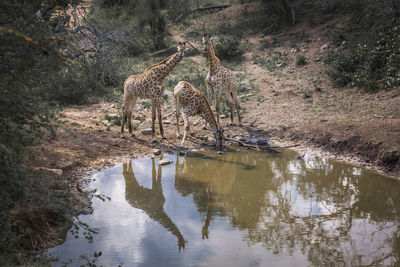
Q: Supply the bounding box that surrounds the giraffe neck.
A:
[207,43,220,74]
[157,51,184,80]
[201,94,220,135]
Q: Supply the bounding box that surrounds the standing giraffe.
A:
[174,81,224,148]
[120,41,188,142]
[202,34,242,126]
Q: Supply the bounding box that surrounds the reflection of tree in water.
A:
[122,158,185,250]
[252,155,400,266]
[175,150,400,265]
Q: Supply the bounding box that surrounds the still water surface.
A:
[49,148,400,266]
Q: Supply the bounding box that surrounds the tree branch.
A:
[174,4,231,22]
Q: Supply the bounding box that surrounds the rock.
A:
[321,42,330,50]
[141,128,152,135]
[239,136,248,142]
[102,120,109,125]
[163,90,173,98]
[108,113,119,119]
[256,138,268,146]
[159,159,172,165]
[140,121,152,129]
[193,117,204,126]
[153,149,161,156]
[41,168,63,176]
[131,119,141,125]
[58,160,75,170]
[240,81,252,92]
[248,138,258,145]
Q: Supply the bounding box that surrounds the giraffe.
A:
[202,34,242,126]
[120,41,188,142]
[174,81,224,148]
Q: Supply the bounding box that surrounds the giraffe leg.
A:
[215,88,221,124]
[224,89,234,126]
[120,112,127,139]
[180,113,190,148]
[120,97,136,139]
[229,102,234,126]
[127,96,138,137]
[175,96,181,138]
[151,99,157,143]
[231,87,242,126]
[203,81,213,130]
[156,97,165,139]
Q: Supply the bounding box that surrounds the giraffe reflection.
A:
[174,153,237,239]
[122,158,185,250]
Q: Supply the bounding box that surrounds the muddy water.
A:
[49,148,400,266]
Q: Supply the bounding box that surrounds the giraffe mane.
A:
[199,90,219,130]
[209,43,220,64]
[145,53,176,72]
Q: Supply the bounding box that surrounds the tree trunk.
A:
[280,0,292,23]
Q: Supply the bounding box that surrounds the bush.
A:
[295,55,307,67]
[0,1,103,263]
[325,0,400,91]
[213,36,245,62]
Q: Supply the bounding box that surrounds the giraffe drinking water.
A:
[174,81,224,148]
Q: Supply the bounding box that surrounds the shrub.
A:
[213,36,245,62]
[295,55,307,67]
[325,0,400,91]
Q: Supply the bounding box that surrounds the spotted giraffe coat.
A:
[120,45,186,140]
[174,81,224,147]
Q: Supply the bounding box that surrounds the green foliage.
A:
[0,1,101,263]
[103,113,122,126]
[213,36,245,62]
[325,1,400,91]
[295,55,307,67]
[165,58,208,95]
[231,0,291,35]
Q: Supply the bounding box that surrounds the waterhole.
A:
[49,148,400,266]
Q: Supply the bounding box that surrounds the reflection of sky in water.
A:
[49,150,400,266]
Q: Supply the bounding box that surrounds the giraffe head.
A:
[177,41,186,53]
[202,34,212,53]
